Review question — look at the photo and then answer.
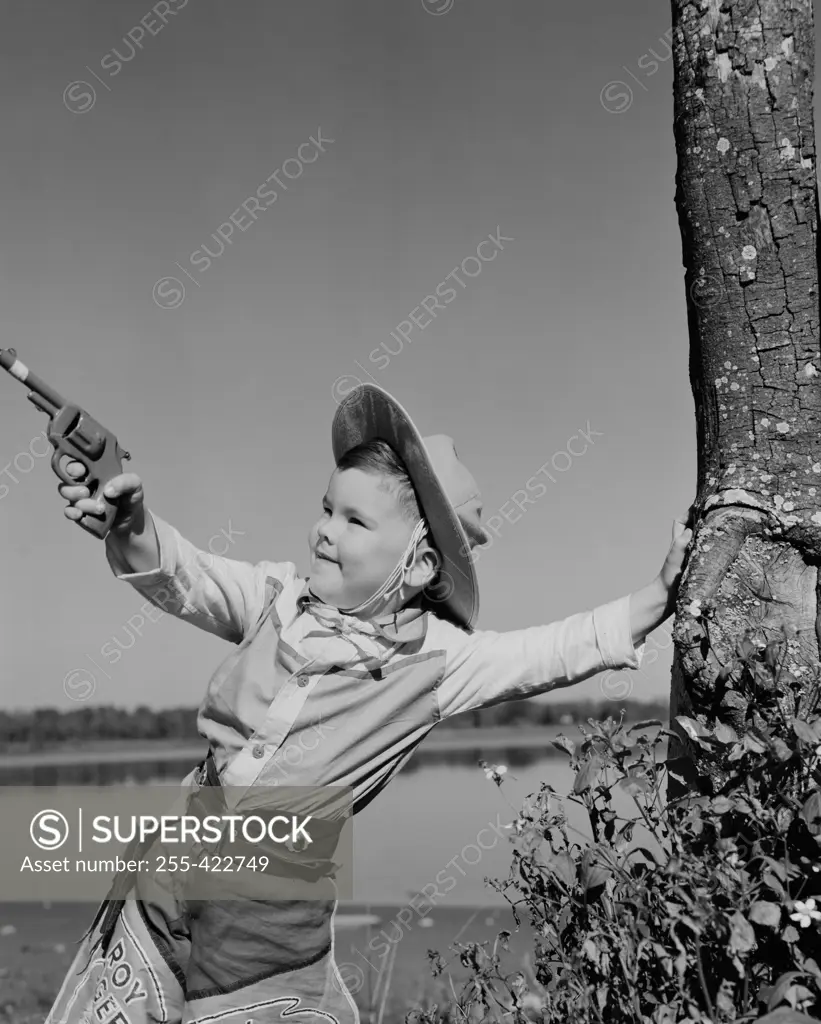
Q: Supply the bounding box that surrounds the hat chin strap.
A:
[340,519,432,619]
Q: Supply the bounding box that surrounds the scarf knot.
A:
[280,599,397,675]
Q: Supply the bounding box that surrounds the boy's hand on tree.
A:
[658,508,694,599]
[630,508,696,642]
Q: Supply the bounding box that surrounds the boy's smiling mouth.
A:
[315,550,339,564]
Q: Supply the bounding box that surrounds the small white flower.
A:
[484,763,508,781]
[687,600,703,618]
[790,898,821,928]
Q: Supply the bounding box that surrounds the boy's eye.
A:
[350,517,365,527]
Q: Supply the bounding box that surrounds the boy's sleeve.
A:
[435,595,646,720]
[103,510,293,644]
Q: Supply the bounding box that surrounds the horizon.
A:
[2,694,672,716]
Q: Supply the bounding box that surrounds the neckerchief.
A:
[279,595,402,674]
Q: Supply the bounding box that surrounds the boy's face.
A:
[307,467,416,611]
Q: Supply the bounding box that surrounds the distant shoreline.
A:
[0,723,666,769]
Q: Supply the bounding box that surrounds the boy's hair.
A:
[336,439,423,527]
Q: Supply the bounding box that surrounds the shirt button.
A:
[297,674,309,687]
[252,744,265,758]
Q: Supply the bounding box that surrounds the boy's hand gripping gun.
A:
[0,348,131,538]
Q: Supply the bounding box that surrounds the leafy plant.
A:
[411,634,821,1024]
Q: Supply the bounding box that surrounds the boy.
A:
[46,383,692,1024]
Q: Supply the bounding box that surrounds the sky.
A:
[0,0,754,712]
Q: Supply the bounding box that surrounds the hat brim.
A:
[331,384,478,628]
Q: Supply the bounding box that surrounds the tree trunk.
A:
[670,0,821,791]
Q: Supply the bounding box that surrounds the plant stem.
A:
[695,933,716,1023]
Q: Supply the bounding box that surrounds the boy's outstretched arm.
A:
[433,509,695,721]
[628,511,693,646]
[57,459,274,645]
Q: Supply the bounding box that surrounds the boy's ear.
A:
[406,544,441,589]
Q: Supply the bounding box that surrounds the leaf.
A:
[631,845,661,867]
[584,865,611,893]
[793,720,821,744]
[802,958,821,982]
[717,982,737,1014]
[717,662,736,684]
[772,738,794,762]
[754,661,779,691]
[764,642,781,670]
[544,851,576,889]
[712,796,735,814]
[767,972,814,1012]
[749,901,782,928]
[619,771,652,796]
[728,910,756,955]
[573,756,603,795]
[613,820,634,853]
[800,791,821,835]
[610,727,632,752]
[776,807,794,831]
[744,732,768,754]
[714,721,739,744]
[784,986,816,1010]
[628,718,663,732]
[763,872,786,897]
[665,755,700,789]
[580,850,611,893]
[675,715,710,741]
[551,735,575,758]
[651,942,673,978]
[762,858,788,882]
[582,937,600,965]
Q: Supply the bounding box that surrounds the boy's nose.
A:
[317,521,335,545]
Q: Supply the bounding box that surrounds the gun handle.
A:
[79,493,120,540]
[50,434,130,540]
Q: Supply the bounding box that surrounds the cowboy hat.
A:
[331,384,488,628]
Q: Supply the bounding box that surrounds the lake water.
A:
[2,737,660,907]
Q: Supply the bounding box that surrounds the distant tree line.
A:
[0,706,200,752]
[0,698,669,753]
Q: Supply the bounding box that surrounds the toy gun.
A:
[0,348,131,538]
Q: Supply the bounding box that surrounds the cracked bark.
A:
[670,0,821,793]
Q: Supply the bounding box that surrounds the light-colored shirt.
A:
[105,512,645,812]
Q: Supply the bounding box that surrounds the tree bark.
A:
[670,0,821,791]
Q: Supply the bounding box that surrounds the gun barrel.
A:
[0,348,20,373]
[0,349,67,409]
